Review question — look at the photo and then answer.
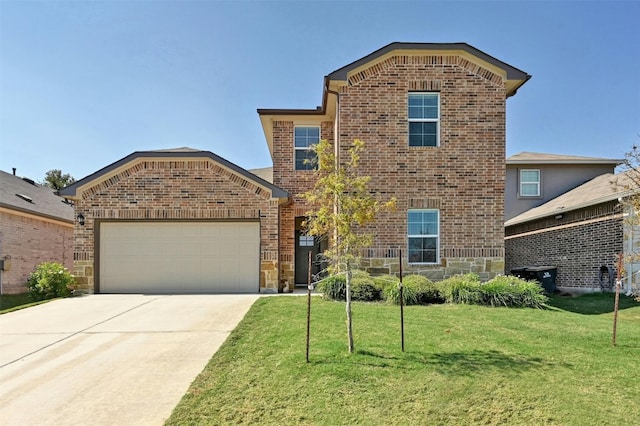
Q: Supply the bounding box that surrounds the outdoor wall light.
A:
[77,213,85,226]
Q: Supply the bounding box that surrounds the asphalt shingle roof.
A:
[0,170,74,222]
[505,171,635,226]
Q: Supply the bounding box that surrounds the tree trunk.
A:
[346,266,354,353]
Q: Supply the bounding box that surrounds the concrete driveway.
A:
[0,294,260,426]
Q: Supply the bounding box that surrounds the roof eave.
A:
[507,159,624,165]
[0,203,74,224]
[505,192,631,227]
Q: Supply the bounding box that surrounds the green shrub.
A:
[481,275,547,309]
[372,274,400,291]
[403,274,444,304]
[316,274,346,301]
[384,279,420,305]
[25,262,75,301]
[317,271,382,302]
[440,273,482,305]
[351,276,382,302]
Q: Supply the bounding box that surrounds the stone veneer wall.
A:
[505,201,622,290]
[0,210,73,294]
[272,54,507,283]
[72,159,280,292]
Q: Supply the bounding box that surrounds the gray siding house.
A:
[505,152,621,221]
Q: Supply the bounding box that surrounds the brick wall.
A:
[0,210,73,294]
[273,54,507,281]
[72,159,280,292]
[505,201,622,290]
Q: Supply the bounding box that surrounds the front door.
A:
[295,230,320,285]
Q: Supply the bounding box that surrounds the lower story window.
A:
[408,209,439,264]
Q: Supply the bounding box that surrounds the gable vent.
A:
[16,193,33,203]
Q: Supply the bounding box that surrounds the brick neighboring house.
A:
[505,171,638,293]
[259,42,531,288]
[505,152,622,220]
[0,170,74,294]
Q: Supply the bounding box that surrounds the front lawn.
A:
[167,294,640,425]
[0,293,49,313]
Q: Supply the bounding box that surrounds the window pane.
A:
[520,170,539,183]
[295,150,317,170]
[295,126,320,148]
[521,183,539,196]
[408,237,437,263]
[408,93,439,119]
[409,122,437,147]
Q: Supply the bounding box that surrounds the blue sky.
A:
[1,0,639,182]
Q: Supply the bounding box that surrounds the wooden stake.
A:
[612,252,623,347]
[399,249,405,352]
[306,251,312,362]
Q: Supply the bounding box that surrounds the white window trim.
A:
[407,209,440,265]
[294,125,320,171]
[408,92,440,147]
[519,169,541,197]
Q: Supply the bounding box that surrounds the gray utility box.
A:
[510,266,557,293]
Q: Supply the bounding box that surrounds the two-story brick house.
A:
[59,42,530,294]
[259,42,531,288]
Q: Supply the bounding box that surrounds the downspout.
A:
[327,88,340,263]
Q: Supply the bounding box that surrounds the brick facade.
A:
[505,200,622,290]
[0,210,73,294]
[270,53,512,284]
[70,158,281,293]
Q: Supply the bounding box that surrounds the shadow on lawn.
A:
[545,293,640,315]
[355,349,558,376]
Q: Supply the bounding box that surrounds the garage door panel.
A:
[99,222,259,294]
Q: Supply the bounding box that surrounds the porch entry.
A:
[295,217,325,286]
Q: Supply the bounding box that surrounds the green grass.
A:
[0,293,49,313]
[167,293,640,425]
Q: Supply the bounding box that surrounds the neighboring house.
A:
[505,152,622,221]
[0,170,74,294]
[259,42,530,288]
[505,171,638,293]
[58,42,531,295]
[59,148,289,294]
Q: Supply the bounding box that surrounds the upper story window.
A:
[294,126,320,170]
[519,169,541,197]
[408,93,440,147]
[408,209,439,264]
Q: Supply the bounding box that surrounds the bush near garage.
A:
[25,262,75,301]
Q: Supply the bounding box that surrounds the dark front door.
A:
[295,230,321,285]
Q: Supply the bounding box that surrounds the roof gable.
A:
[327,42,530,96]
[59,149,289,202]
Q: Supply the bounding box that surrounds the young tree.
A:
[618,143,640,301]
[42,169,76,190]
[302,138,395,353]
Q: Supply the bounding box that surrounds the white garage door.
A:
[99,221,260,293]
